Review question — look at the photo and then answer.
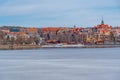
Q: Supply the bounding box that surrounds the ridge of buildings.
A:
[0,20,120,45]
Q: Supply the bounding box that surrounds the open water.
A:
[0,48,120,80]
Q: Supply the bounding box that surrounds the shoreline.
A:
[0,44,120,50]
[0,45,41,50]
[41,44,120,48]
[84,44,120,48]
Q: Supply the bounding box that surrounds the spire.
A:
[74,25,76,28]
[101,17,104,24]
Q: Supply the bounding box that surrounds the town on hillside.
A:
[0,20,120,46]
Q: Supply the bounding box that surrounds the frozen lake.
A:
[0,48,120,80]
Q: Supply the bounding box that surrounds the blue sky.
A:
[0,0,120,27]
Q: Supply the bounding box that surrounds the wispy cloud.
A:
[0,0,119,27]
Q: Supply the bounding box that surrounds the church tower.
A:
[101,17,104,24]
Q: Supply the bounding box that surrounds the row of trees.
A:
[43,31,87,44]
[5,36,40,45]
[0,31,40,45]
[0,28,120,45]
[41,30,120,44]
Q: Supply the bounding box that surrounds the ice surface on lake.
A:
[0,48,120,80]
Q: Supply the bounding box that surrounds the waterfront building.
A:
[94,19,112,44]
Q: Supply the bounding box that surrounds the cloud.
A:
[0,0,120,27]
[0,0,118,15]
